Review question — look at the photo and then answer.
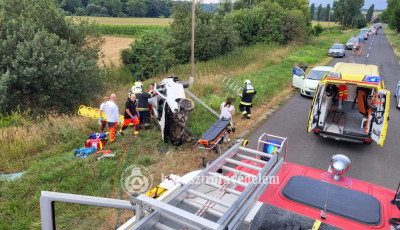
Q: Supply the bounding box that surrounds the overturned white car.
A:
[151,76,195,145]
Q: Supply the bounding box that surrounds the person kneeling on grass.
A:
[119,94,140,136]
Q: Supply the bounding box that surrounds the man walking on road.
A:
[238,80,256,119]
[119,94,140,135]
[104,94,121,143]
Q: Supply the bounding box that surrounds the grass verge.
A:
[384,27,400,61]
[0,28,354,229]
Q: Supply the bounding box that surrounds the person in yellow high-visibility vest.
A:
[336,85,348,110]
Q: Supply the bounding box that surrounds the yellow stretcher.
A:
[78,105,124,122]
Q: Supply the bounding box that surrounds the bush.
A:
[229,1,308,45]
[0,0,103,114]
[312,24,324,36]
[121,30,176,80]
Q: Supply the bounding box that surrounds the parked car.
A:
[346,37,360,50]
[328,44,345,58]
[292,66,333,97]
[360,28,369,40]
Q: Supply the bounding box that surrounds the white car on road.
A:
[292,66,333,97]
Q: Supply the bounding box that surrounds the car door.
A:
[307,83,325,132]
[370,90,390,146]
[292,67,305,89]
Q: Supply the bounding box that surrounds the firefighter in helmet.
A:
[134,82,153,130]
[238,80,256,119]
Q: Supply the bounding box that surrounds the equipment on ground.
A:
[191,119,235,167]
[220,73,245,96]
[78,105,124,123]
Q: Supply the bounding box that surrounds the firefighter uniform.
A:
[239,81,256,119]
[135,90,153,130]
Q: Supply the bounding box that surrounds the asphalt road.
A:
[247,29,400,190]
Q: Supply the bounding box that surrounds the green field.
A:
[67,16,173,26]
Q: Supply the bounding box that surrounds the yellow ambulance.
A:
[307,62,390,146]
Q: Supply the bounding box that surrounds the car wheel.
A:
[176,80,189,88]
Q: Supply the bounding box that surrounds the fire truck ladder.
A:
[130,136,287,230]
[220,73,244,96]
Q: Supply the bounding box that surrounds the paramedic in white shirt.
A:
[104,93,121,143]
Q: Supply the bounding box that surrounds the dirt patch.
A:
[99,36,134,67]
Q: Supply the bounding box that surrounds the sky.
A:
[199,0,387,10]
[309,0,386,10]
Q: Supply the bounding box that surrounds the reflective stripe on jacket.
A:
[240,84,256,104]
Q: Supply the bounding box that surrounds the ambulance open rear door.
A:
[307,83,325,132]
[370,89,390,146]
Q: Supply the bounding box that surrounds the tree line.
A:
[59,0,173,17]
[310,1,375,30]
[381,0,400,32]
[122,0,311,80]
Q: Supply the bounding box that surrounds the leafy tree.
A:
[0,0,103,114]
[325,4,331,21]
[356,12,367,28]
[366,4,374,22]
[60,0,82,13]
[310,3,315,20]
[126,0,147,17]
[317,4,322,22]
[333,0,364,30]
[88,0,121,16]
[383,0,400,32]
[217,0,233,16]
[169,2,239,63]
[121,30,176,80]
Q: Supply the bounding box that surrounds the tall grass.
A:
[0,113,97,172]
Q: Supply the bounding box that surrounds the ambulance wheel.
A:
[242,140,248,147]
[364,140,372,145]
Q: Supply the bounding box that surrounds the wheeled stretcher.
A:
[192,119,235,167]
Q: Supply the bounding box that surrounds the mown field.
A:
[67,16,173,25]
[0,27,356,229]
[312,20,339,27]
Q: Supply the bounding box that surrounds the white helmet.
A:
[244,80,251,85]
[135,82,143,89]
[131,85,136,92]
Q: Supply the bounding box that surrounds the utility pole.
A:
[189,0,195,87]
